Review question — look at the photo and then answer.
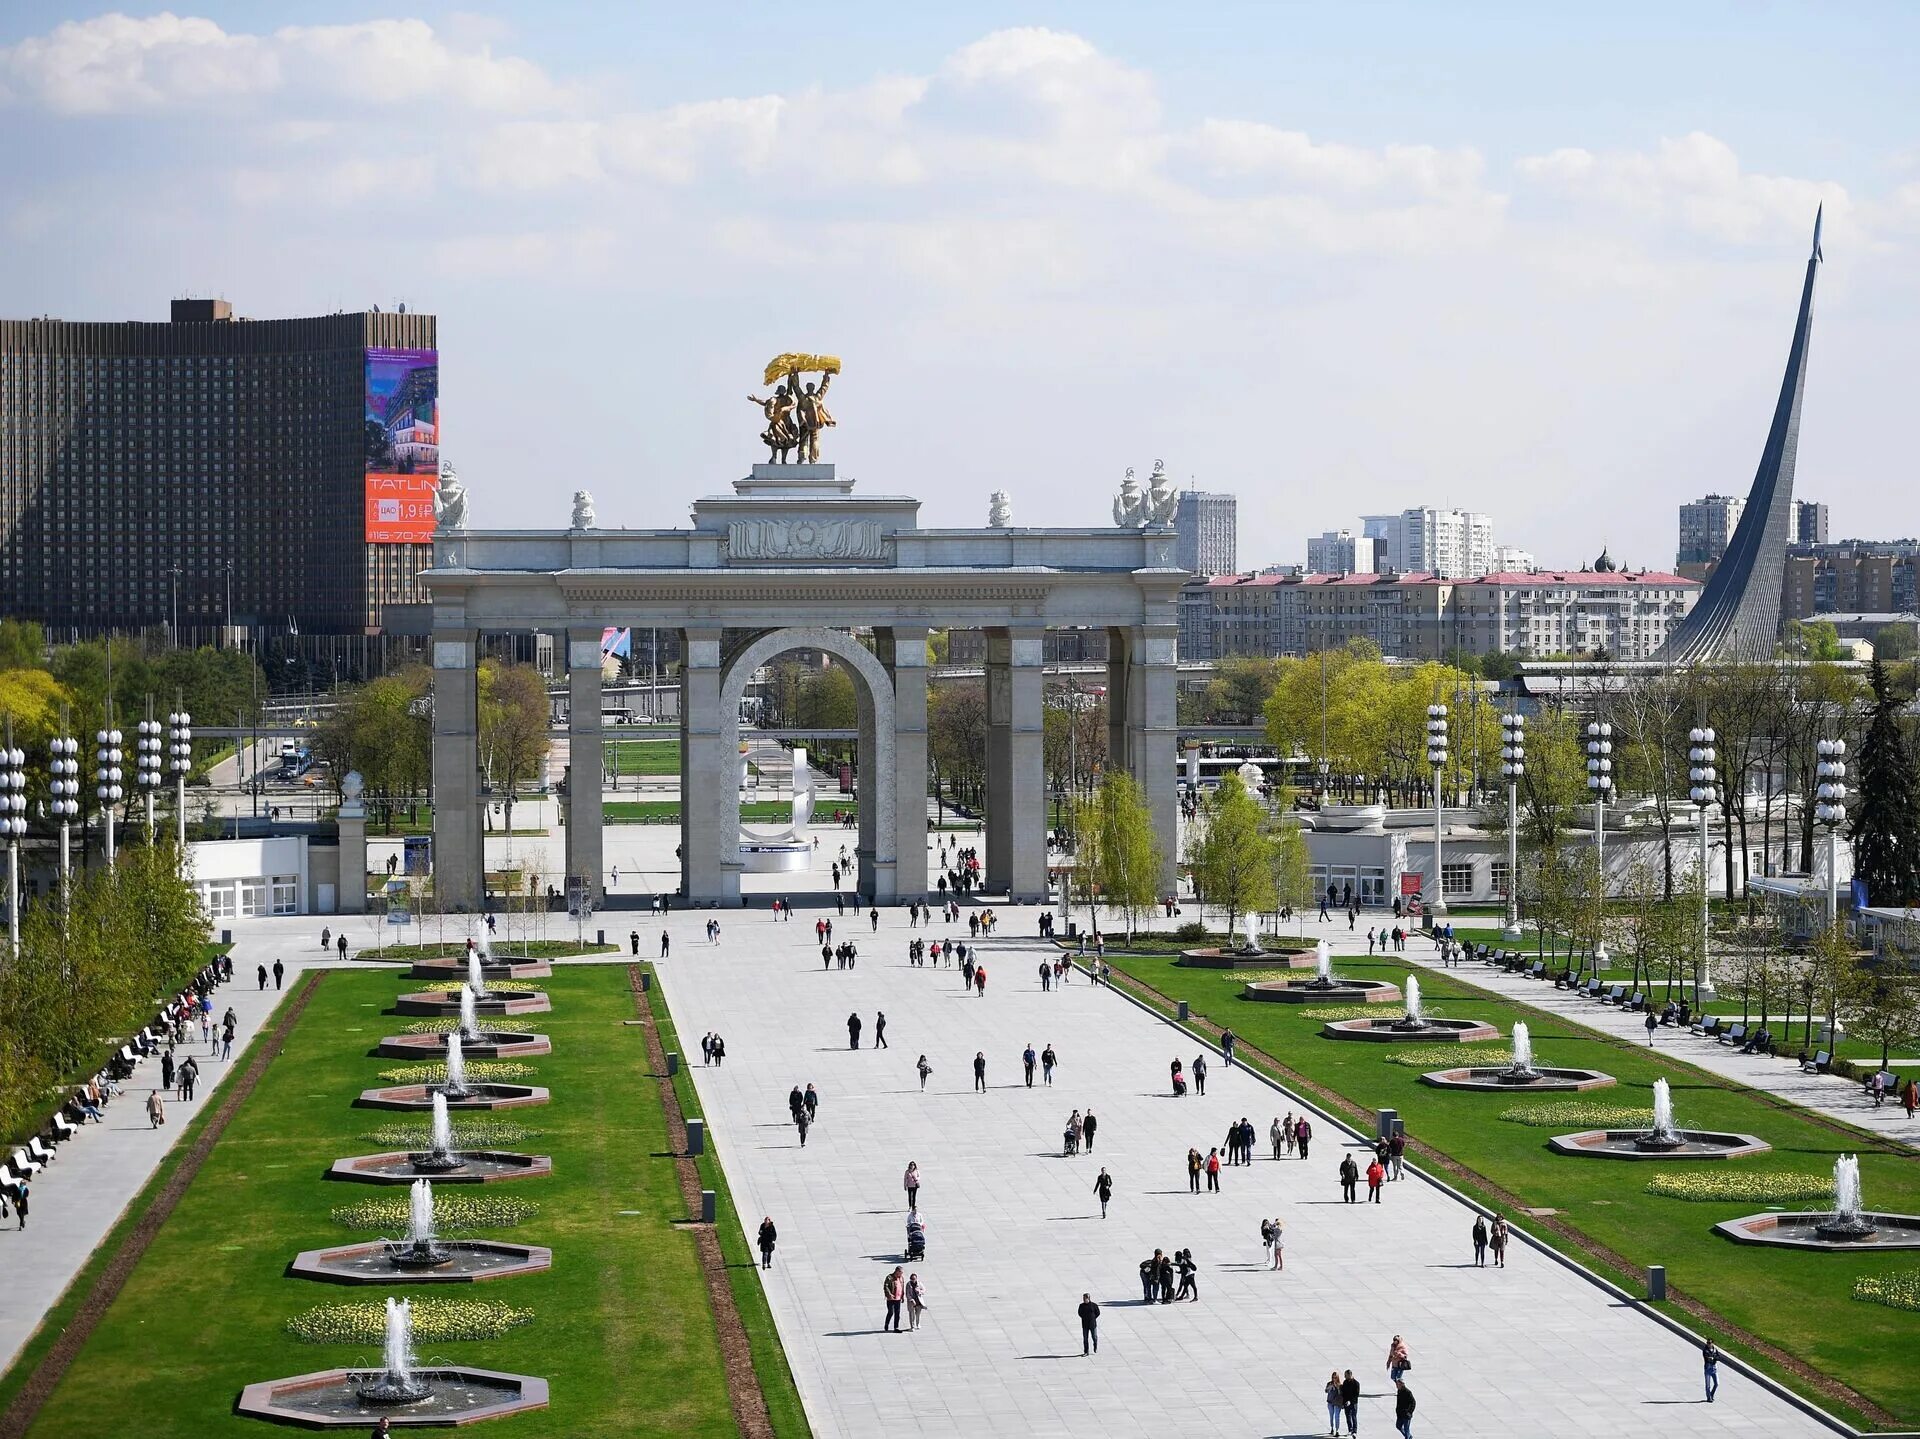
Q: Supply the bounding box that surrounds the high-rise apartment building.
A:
[1305,529,1376,575]
[1361,508,1495,579]
[1677,493,1745,568]
[0,297,437,641]
[1174,489,1237,576]
[1793,500,1830,548]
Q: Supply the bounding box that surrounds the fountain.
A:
[1420,1018,1616,1091]
[1713,1152,1920,1250]
[1241,941,1403,1002]
[357,1298,433,1404]
[1549,1077,1771,1160]
[1321,972,1498,1041]
[437,1033,474,1102]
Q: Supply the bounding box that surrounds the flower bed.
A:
[1384,1044,1509,1069]
[1854,1270,1920,1313]
[286,1298,535,1345]
[1645,1170,1839,1204]
[400,1017,521,1035]
[1498,1100,1653,1128]
[375,1060,539,1085]
[363,1120,538,1149]
[330,1194,540,1233]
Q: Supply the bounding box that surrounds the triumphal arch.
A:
[424,363,1183,907]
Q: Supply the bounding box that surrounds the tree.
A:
[1187,775,1275,939]
[1851,658,1920,908]
[1073,771,1162,939]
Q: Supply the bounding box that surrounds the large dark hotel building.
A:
[0,298,438,661]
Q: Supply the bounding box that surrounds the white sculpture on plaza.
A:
[571,489,596,529]
[988,490,1012,528]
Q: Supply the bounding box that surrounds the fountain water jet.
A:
[355,1297,432,1405]
[1817,1154,1877,1239]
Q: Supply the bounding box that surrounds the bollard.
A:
[687,1118,705,1155]
[1378,1108,1400,1141]
[1177,1000,1190,1022]
[700,1189,717,1224]
[1647,1265,1666,1301]
[666,1051,679,1076]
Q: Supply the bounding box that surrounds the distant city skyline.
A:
[1,4,1913,564]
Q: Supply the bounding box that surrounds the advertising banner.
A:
[365,347,439,544]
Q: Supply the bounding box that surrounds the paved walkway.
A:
[1386,936,1920,1151]
[657,910,1828,1439]
[0,916,328,1377]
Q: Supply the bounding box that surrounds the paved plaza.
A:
[658,906,1828,1439]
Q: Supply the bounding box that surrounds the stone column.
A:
[565,630,605,905]
[1125,623,1182,896]
[878,626,929,902]
[680,629,739,903]
[985,627,1048,900]
[430,629,484,910]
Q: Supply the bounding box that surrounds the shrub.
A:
[1854,1270,1920,1313]
[1645,1171,1838,1204]
[331,1194,539,1232]
[287,1298,534,1345]
[375,1060,537,1085]
[1499,1101,1652,1128]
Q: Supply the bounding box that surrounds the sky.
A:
[2,3,1915,569]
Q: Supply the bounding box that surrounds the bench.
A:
[1719,1023,1747,1047]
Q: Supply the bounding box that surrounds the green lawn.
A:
[1106,949,1920,1430]
[5,966,806,1437]
[606,800,856,826]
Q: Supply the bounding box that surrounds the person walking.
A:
[757,1217,777,1269]
[847,1012,862,1050]
[903,1161,920,1209]
[1296,1116,1313,1160]
[1325,1371,1346,1437]
[906,1272,926,1331]
[1339,1153,1359,1203]
[1394,1379,1417,1438]
[973,1051,987,1092]
[1093,1166,1113,1218]
[1471,1214,1489,1267]
[1078,1293,1101,1355]
[1205,1147,1222,1192]
[874,1012,888,1049]
[1187,1146,1203,1194]
[916,1054,932,1090]
[1366,1157,1385,1203]
[1023,1043,1037,1087]
[1340,1371,1361,1436]
[272,958,285,990]
[1490,1214,1509,1268]
[883,1267,905,1332]
[1081,1109,1097,1150]
[1702,1340,1720,1403]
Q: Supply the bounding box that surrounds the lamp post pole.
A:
[1426,702,1449,921]
[1585,720,1613,979]
[1688,725,1718,1000]
[1814,737,1849,926]
[1500,710,1526,941]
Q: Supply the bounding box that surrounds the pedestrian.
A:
[1366,1157,1385,1202]
[1269,1216,1284,1270]
[1387,1334,1410,1381]
[973,1051,987,1092]
[1471,1214,1489,1267]
[1023,1043,1037,1087]
[906,1272,926,1331]
[1078,1293,1100,1355]
[903,1160,919,1209]
[256,963,267,990]
[1187,1146,1203,1193]
[1206,1147,1222,1192]
[847,1012,862,1049]
[1193,1052,1208,1096]
[1081,1109,1096,1150]
[1325,1371,1346,1437]
[884,1267,905,1332]
[1490,1213,1509,1268]
[1339,1154,1359,1203]
[1394,1378,1417,1438]
[1702,1339,1720,1403]
[916,1054,932,1090]
[146,1089,165,1129]
[874,1011,887,1049]
[1093,1166,1112,1218]
[1340,1370,1361,1436]
[1296,1116,1313,1160]
[757,1217,777,1269]
[1645,1011,1658,1045]
[272,958,284,990]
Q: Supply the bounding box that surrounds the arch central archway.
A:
[717,626,898,900]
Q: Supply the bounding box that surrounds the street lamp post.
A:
[136,701,163,837]
[96,714,124,869]
[1585,720,1613,979]
[2,723,26,958]
[1815,737,1849,925]
[1426,702,1449,921]
[1688,726,1718,1000]
[49,724,80,908]
[169,703,194,853]
[1500,710,1526,940]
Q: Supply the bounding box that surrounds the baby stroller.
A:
[905,1213,927,1261]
